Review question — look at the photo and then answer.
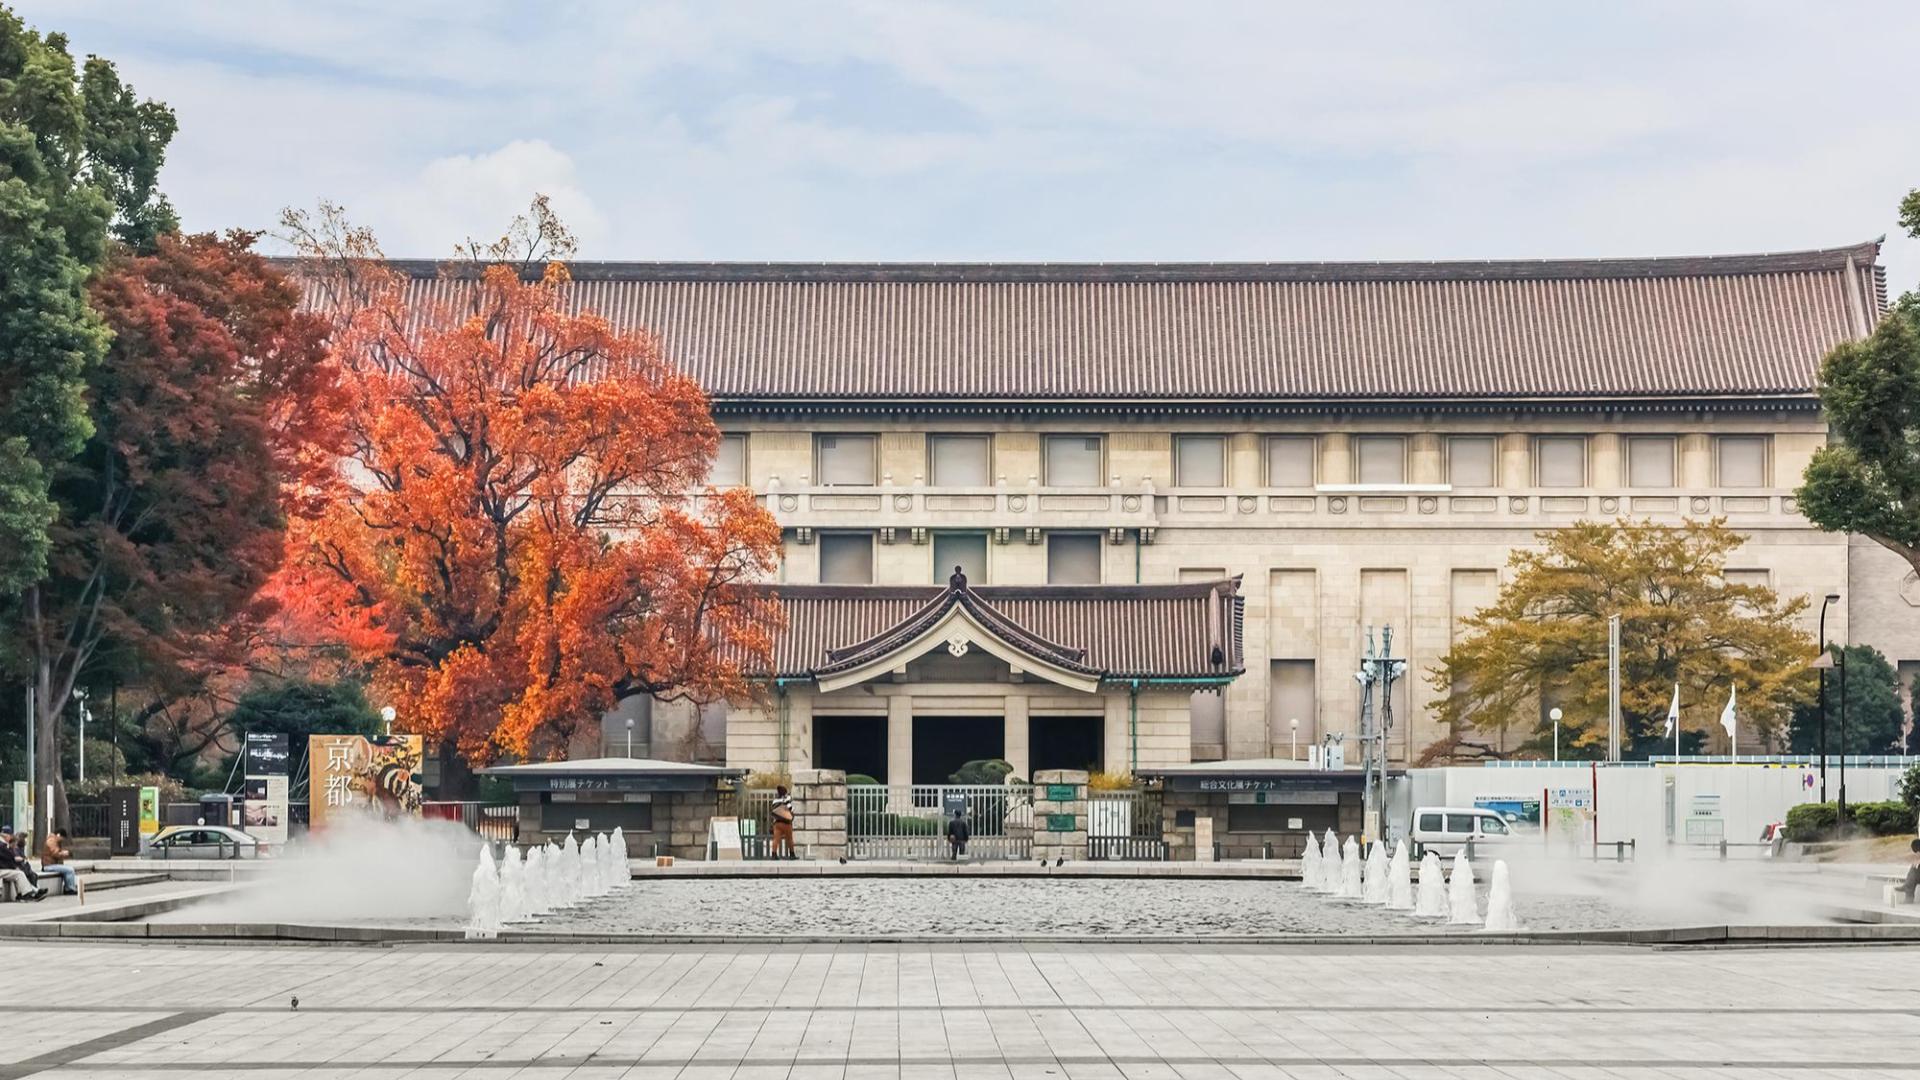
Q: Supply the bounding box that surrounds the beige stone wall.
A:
[712,410,1886,765]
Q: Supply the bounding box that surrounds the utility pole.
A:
[1356,624,1407,846]
[1606,614,1622,762]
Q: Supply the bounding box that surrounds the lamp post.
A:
[1817,593,1840,802]
[625,716,635,758]
[380,705,396,737]
[1549,707,1563,763]
[1289,717,1299,761]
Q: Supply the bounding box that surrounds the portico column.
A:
[1004,695,1030,780]
[887,695,913,801]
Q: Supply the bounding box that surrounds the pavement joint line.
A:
[0,1010,216,1080]
[0,1003,1907,1014]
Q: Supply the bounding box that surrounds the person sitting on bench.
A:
[0,827,46,902]
[39,829,79,896]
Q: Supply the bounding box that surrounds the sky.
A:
[23,1,1920,291]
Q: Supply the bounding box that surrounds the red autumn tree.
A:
[279,200,782,774]
[23,231,335,838]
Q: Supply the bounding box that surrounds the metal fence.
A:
[1088,789,1166,860]
[848,783,1033,860]
[423,801,519,842]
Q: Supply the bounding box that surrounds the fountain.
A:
[1387,841,1414,910]
[562,834,582,902]
[498,845,528,922]
[1299,831,1321,889]
[1447,849,1480,925]
[582,835,605,897]
[609,827,629,886]
[544,842,565,907]
[1414,851,1448,918]
[464,844,502,938]
[1337,836,1363,899]
[1362,841,1389,904]
[1481,860,1519,932]
[1317,828,1341,893]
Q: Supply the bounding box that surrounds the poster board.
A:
[137,786,160,840]
[308,734,424,830]
[242,732,291,844]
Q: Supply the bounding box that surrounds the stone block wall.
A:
[792,768,848,861]
[1031,769,1088,863]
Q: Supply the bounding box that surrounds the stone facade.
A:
[1031,770,1089,862]
[514,789,718,860]
[791,768,848,861]
[1162,789,1363,862]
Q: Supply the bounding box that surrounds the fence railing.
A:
[848,784,1033,860]
[423,801,519,842]
[1088,789,1165,861]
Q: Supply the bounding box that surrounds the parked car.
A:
[1409,806,1517,857]
[146,825,264,859]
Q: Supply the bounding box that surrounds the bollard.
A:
[1614,840,1625,863]
[1465,838,1475,863]
[1718,839,1728,861]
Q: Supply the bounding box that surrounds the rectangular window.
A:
[1716,436,1768,488]
[1417,813,1443,833]
[932,532,988,584]
[1174,435,1226,487]
[540,800,653,833]
[1445,814,1477,834]
[815,434,877,486]
[1535,436,1587,488]
[1044,435,1104,487]
[1268,659,1315,753]
[1046,533,1102,584]
[1226,803,1295,834]
[1190,689,1225,755]
[1626,436,1676,488]
[1265,436,1316,487]
[1354,435,1406,484]
[929,434,991,486]
[710,434,746,488]
[818,533,874,584]
[1446,436,1497,487]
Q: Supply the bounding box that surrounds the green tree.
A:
[0,9,175,596]
[1426,519,1815,762]
[210,678,381,779]
[1787,644,1905,755]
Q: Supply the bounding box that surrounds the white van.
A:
[1410,806,1516,857]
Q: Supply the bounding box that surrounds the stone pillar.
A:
[1004,695,1030,781]
[1031,769,1088,863]
[791,768,847,861]
[1409,433,1443,484]
[1499,433,1532,488]
[887,696,913,808]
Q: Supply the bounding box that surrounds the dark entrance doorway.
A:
[814,715,887,782]
[912,716,1003,784]
[1031,715,1104,774]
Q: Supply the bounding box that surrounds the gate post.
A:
[1032,769,1088,864]
[792,769,847,862]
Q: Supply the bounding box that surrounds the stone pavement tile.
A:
[900,1063,957,1080]
[788,1064,850,1080]
[678,1064,743,1080]
[1061,1063,1123,1080]
[1169,1064,1238,1080]
[733,1064,795,1080]
[1115,1063,1183,1080]
[845,1064,903,1080]
[616,1065,688,1080]
[953,1063,1013,1080]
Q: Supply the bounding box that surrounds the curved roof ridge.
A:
[817,574,1096,677]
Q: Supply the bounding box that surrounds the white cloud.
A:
[369,139,608,256]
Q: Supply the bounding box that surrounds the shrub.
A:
[948,758,1014,784]
[1088,770,1138,791]
[1785,800,1916,841]
[1852,800,1917,837]
[1899,763,1920,816]
[1784,802,1838,842]
[845,773,880,786]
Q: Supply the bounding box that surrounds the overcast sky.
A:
[24,2,1920,291]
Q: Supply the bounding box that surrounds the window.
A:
[818,533,874,584]
[1480,816,1510,835]
[1266,436,1316,487]
[540,801,653,833]
[1190,689,1224,753]
[932,532,988,584]
[1227,803,1294,833]
[815,434,877,486]
[1174,435,1226,487]
[1044,435,1104,486]
[1354,435,1406,484]
[1535,436,1587,488]
[1717,436,1768,488]
[929,435,991,486]
[1444,814,1477,834]
[1626,436,1676,488]
[710,434,746,488]
[1417,813,1443,833]
[1046,533,1102,584]
[1446,436,1497,487]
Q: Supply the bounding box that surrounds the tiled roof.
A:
[381,241,1883,404]
[744,578,1245,682]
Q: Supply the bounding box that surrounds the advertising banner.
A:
[241,732,292,844]
[1472,795,1542,827]
[243,733,291,776]
[308,734,424,831]
[138,786,160,838]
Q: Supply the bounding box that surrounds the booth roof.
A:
[477,757,746,777]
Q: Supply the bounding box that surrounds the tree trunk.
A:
[31,654,69,847]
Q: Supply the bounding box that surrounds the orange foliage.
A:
[278,202,782,762]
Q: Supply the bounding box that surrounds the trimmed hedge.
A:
[1785,800,1917,842]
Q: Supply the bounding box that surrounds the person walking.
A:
[39,829,81,898]
[770,785,796,860]
[945,808,971,861]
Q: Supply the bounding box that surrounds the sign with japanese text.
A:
[307,734,424,831]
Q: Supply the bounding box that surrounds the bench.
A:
[1,867,78,902]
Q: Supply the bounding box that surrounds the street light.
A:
[380,705,396,736]
[1289,718,1299,761]
[1549,707,1563,763]
[625,716,636,758]
[1817,593,1840,802]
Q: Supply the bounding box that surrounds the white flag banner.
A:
[1719,684,1738,741]
[1664,683,1680,738]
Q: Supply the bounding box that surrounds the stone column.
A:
[1004,695,1030,781]
[887,695,913,808]
[1499,432,1532,488]
[1409,433,1443,484]
[791,768,847,862]
[1031,769,1088,863]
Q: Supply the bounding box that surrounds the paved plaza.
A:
[0,940,1916,1079]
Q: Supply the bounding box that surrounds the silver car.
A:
[147,825,264,859]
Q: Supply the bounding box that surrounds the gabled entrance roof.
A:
[743,573,1244,691]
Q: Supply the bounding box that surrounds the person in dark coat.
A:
[945,809,971,860]
[0,827,46,901]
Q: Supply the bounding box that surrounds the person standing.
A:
[946,808,971,861]
[770,785,796,860]
[1900,838,1920,904]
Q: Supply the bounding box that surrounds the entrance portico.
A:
[727,573,1245,782]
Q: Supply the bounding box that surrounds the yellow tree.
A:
[1425,519,1814,762]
